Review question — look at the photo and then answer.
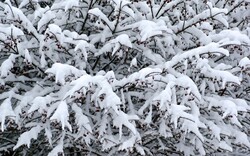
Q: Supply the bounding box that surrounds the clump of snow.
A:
[176,75,201,100]
[113,111,139,140]
[13,125,42,150]
[50,101,72,131]
[133,20,172,42]
[45,63,85,84]
[218,141,232,152]
[0,54,17,78]
[153,81,175,111]
[233,130,250,148]
[72,103,92,133]
[4,3,39,38]
[220,100,238,118]
[24,49,32,64]
[130,57,137,67]
[118,135,140,152]
[28,95,52,114]
[165,42,229,69]
[0,24,24,40]
[37,11,56,31]
[95,34,132,56]
[239,57,250,69]
[47,136,64,156]
[0,98,16,131]
[88,8,114,30]
[206,121,221,141]
[64,74,93,99]
[111,34,132,51]
[74,40,89,61]
[211,30,250,45]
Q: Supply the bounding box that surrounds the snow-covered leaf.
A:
[72,103,92,133]
[0,98,16,131]
[13,125,42,150]
[45,63,85,84]
[50,101,72,131]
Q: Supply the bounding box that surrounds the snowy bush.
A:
[0,0,250,155]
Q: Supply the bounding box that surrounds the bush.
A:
[0,0,250,155]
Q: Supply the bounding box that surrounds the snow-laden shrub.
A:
[0,0,250,155]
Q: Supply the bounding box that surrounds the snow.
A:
[155,0,183,18]
[239,57,250,69]
[211,30,250,45]
[47,24,63,43]
[0,98,16,131]
[110,0,134,18]
[24,49,32,63]
[110,0,131,9]
[1,0,250,155]
[185,26,212,45]
[159,119,172,138]
[228,98,250,112]
[214,63,232,70]
[28,96,51,114]
[98,85,121,113]
[0,58,13,78]
[133,20,172,42]
[101,135,118,151]
[0,54,17,78]
[165,42,229,70]
[95,34,132,56]
[47,136,64,156]
[134,144,145,155]
[64,74,93,98]
[33,6,49,21]
[143,49,165,64]
[176,75,201,100]
[63,0,79,12]
[50,101,72,131]
[4,3,39,38]
[45,63,85,84]
[176,142,194,156]
[74,40,89,61]
[113,111,139,140]
[153,81,175,111]
[130,57,137,67]
[195,138,205,155]
[113,34,132,48]
[18,0,31,9]
[170,104,190,129]
[118,135,138,151]
[144,106,152,124]
[174,7,228,32]
[111,34,132,55]
[13,125,42,150]
[181,120,204,142]
[233,131,250,148]
[0,24,24,40]
[45,127,53,147]
[88,8,114,30]
[218,141,233,152]
[230,115,242,128]
[207,121,221,141]
[40,52,47,68]
[199,22,213,31]
[37,10,56,31]
[72,103,92,133]
[199,62,241,88]
[98,114,108,138]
